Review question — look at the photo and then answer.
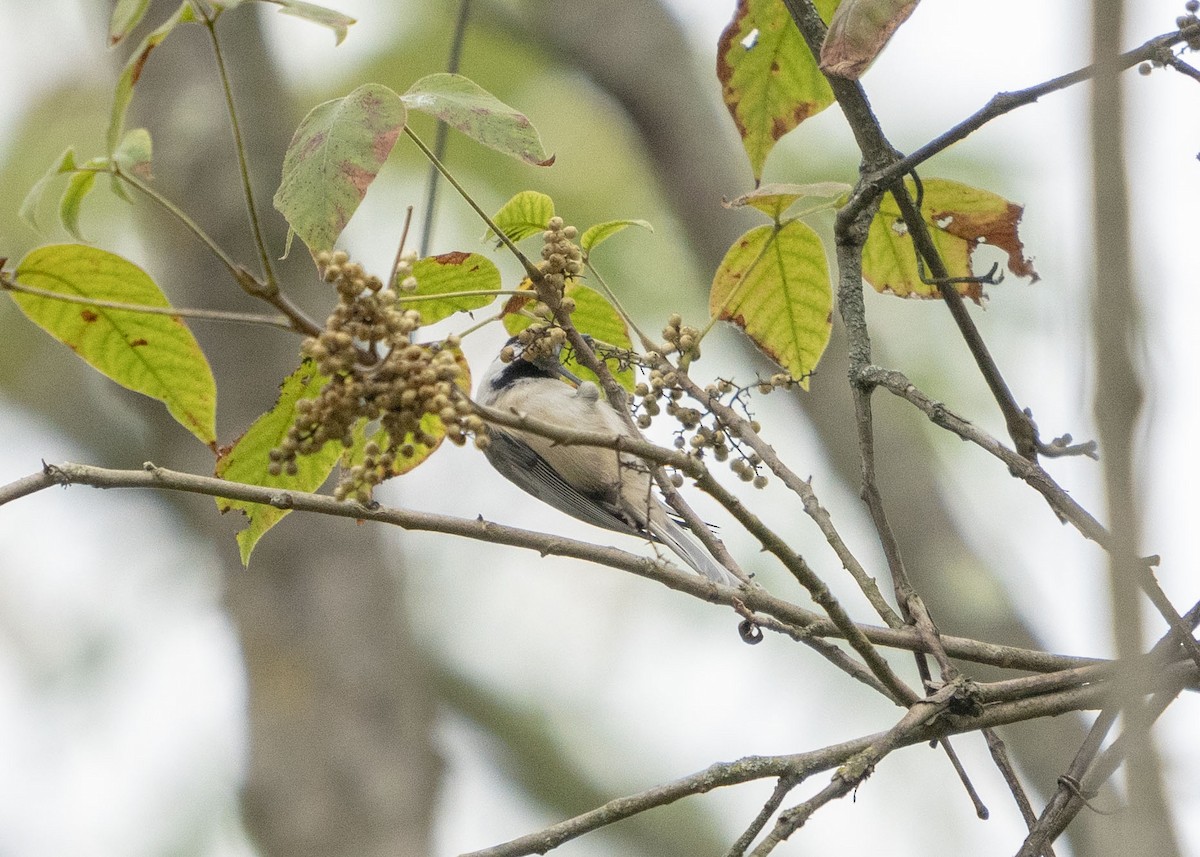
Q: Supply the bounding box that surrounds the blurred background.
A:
[0,1,1197,855]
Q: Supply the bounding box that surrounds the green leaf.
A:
[488,190,555,244]
[710,220,831,389]
[215,360,339,564]
[716,0,840,181]
[862,177,1039,301]
[258,0,356,44]
[19,148,77,233]
[402,73,554,166]
[113,127,154,179]
[579,219,653,256]
[59,171,98,242]
[11,245,217,445]
[407,252,500,325]
[820,0,919,79]
[273,83,406,254]
[108,0,152,45]
[108,1,197,154]
[724,181,851,220]
[503,282,635,390]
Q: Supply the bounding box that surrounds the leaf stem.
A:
[0,275,294,330]
[403,126,541,280]
[116,168,322,337]
[116,167,242,278]
[200,9,279,290]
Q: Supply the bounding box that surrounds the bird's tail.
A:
[649,515,740,587]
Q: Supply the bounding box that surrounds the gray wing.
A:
[483,430,644,536]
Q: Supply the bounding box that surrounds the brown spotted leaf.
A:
[862,177,1038,301]
[11,244,216,446]
[710,219,832,388]
[406,252,501,325]
[273,83,406,254]
[717,0,841,182]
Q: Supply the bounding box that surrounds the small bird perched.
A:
[476,336,739,586]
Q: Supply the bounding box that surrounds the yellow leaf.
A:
[710,220,832,388]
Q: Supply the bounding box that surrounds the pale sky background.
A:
[0,1,1197,856]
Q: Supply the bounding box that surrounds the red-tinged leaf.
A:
[716,0,840,182]
[402,73,553,166]
[11,244,217,445]
[108,2,197,154]
[273,83,407,254]
[710,220,832,388]
[862,177,1038,301]
[821,0,920,79]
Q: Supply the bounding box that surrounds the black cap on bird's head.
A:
[482,334,584,394]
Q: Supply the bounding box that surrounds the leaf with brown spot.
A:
[407,252,501,325]
[862,177,1039,301]
[273,84,407,254]
[107,2,197,154]
[821,0,920,79]
[11,244,217,446]
[402,74,553,167]
[710,220,832,388]
[716,0,841,182]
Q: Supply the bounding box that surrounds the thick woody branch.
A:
[459,670,1196,857]
[0,460,1098,675]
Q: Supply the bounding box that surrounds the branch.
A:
[201,7,279,289]
[869,24,1200,192]
[477,398,916,703]
[0,460,1099,674]
[861,366,1200,670]
[461,673,1181,857]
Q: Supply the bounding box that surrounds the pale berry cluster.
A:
[268,250,483,504]
[538,216,583,299]
[627,314,797,490]
[501,219,584,365]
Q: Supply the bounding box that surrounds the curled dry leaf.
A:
[821,0,921,79]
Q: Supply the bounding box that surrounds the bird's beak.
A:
[554,362,585,387]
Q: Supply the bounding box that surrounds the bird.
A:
[475,335,739,586]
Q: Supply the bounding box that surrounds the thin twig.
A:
[749,684,967,854]
[419,0,473,258]
[1,276,294,329]
[725,775,802,857]
[850,23,1200,204]
[117,169,323,337]
[404,126,540,280]
[463,678,1139,857]
[984,727,1053,854]
[0,460,1099,674]
[200,9,278,288]
[861,365,1200,670]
